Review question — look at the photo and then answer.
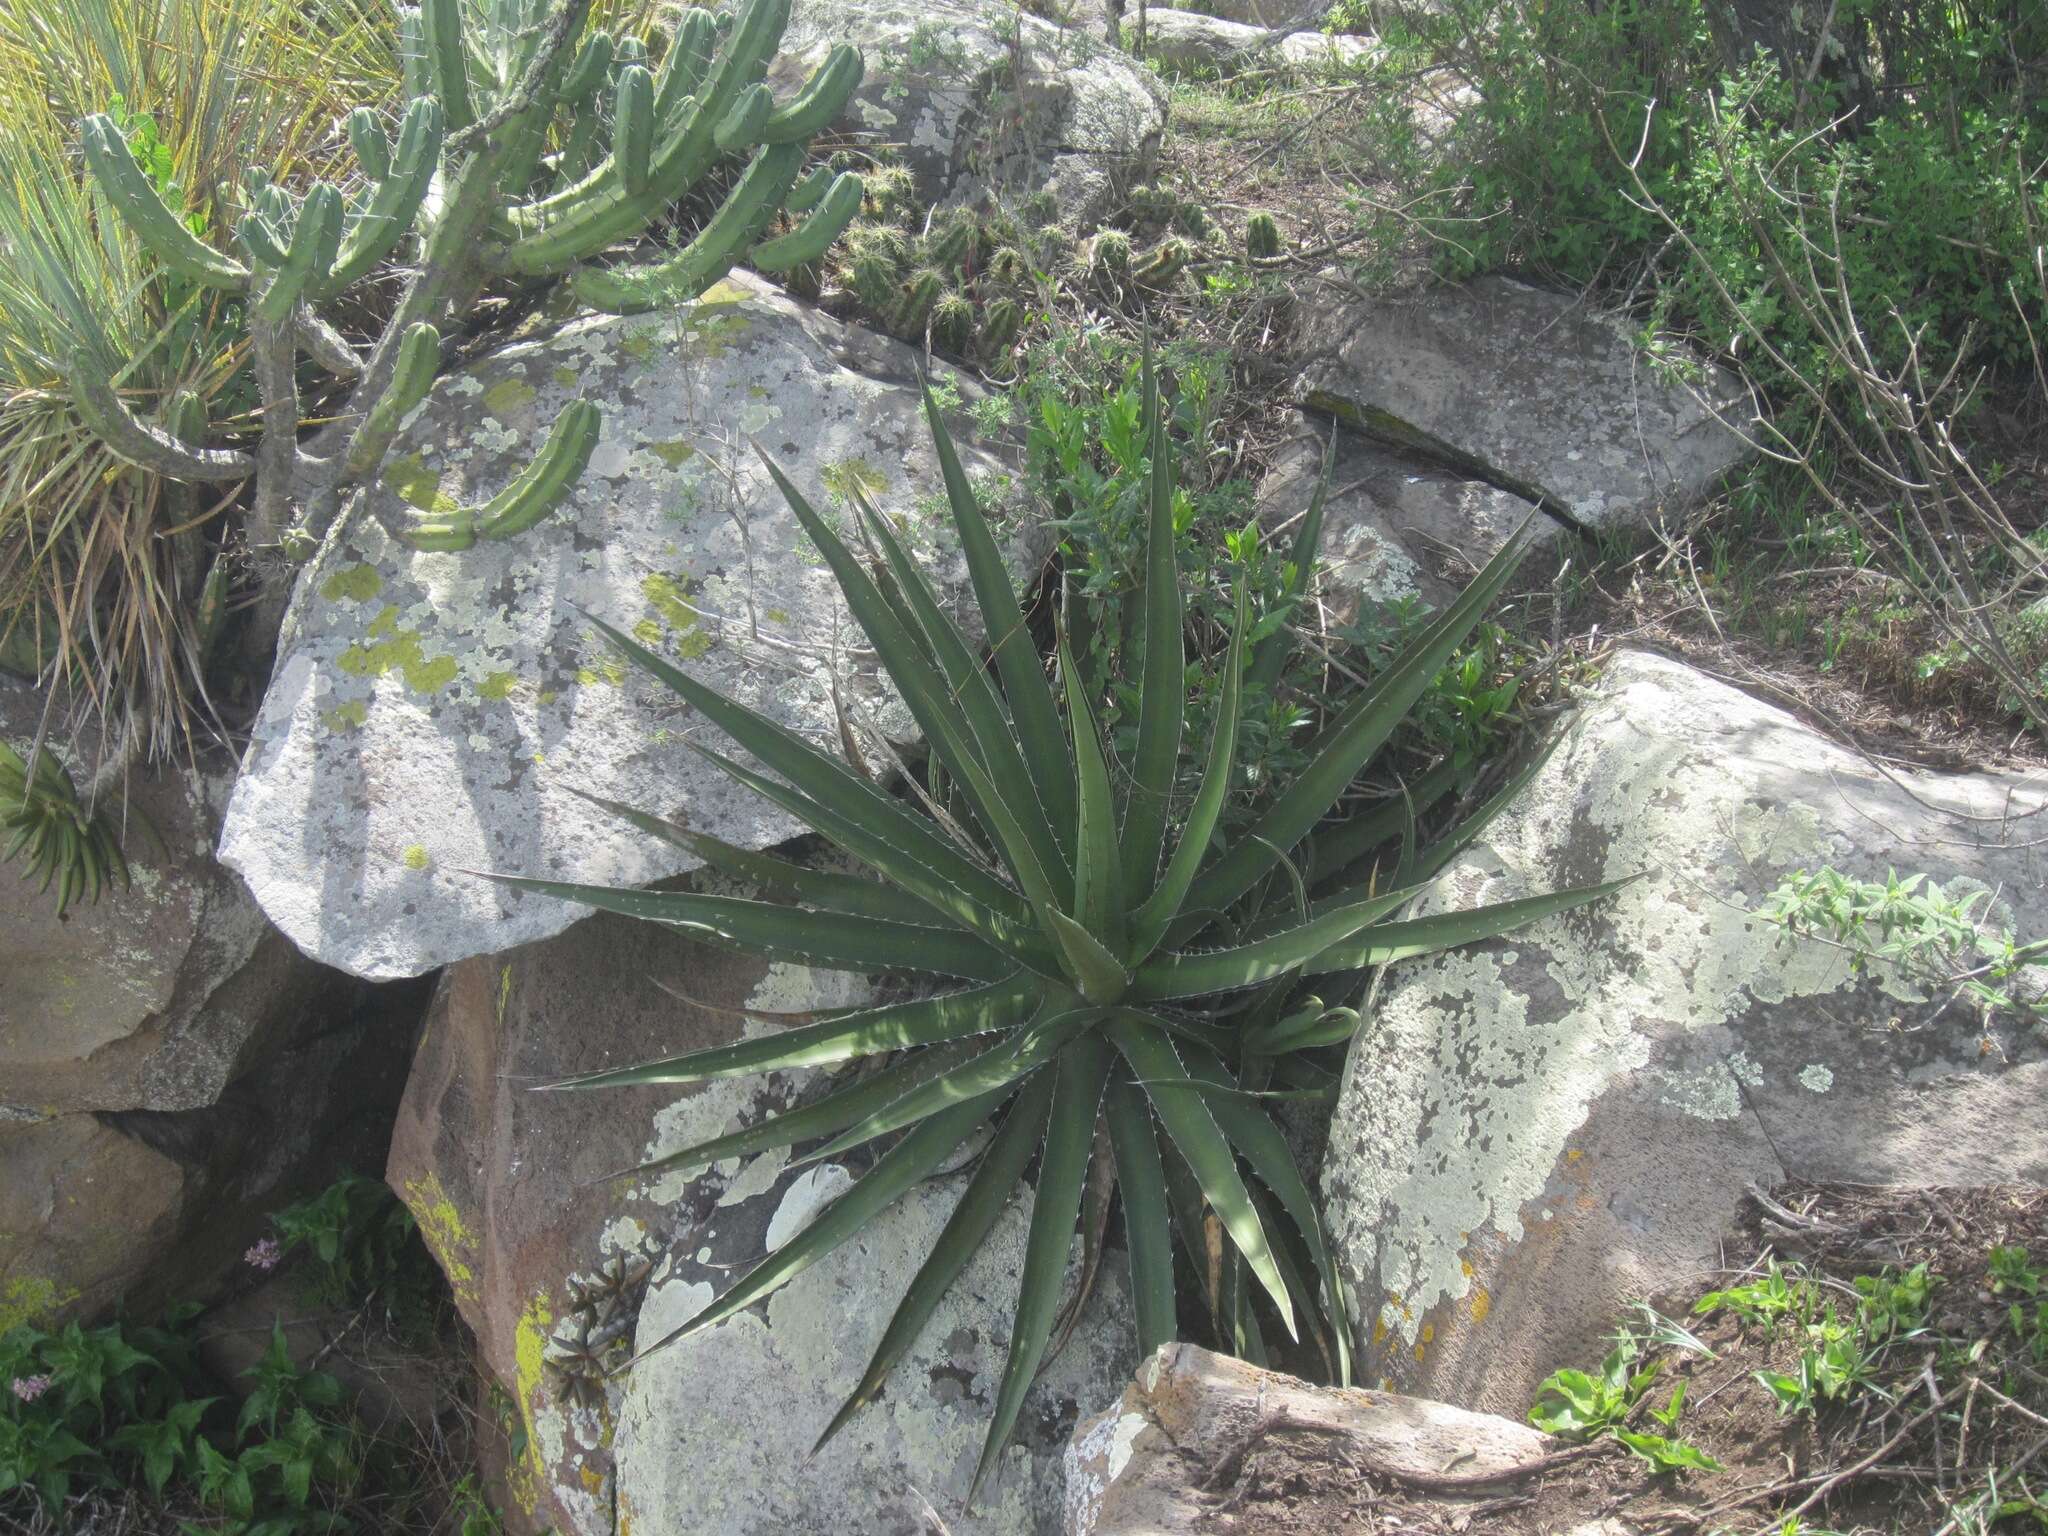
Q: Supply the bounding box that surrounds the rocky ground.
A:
[5,0,2045,1533]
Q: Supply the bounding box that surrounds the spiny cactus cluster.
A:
[1246,211,1281,260]
[73,0,865,561]
[837,200,1056,373]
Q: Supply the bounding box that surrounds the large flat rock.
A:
[221,275,1037,979]
[1295,276,1753,529]
[1319,650,2048,1413]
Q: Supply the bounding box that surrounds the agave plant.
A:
[488,364,1624,1498]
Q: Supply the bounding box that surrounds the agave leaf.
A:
[1130,581,1248,961]
[851,485,1069,888]
[920,382,1077,851]
[480,873,1013,980]
[1407,740,1560,887]
[544,978,1034,1090]
[1129,890,1416,1001]
[757,451,1070,928]
[1058,629,1124,954]
[1044,908,1132,1005]
[1179,1043,1350,1385]
[1306,760,1459,890]
[581,611,1025,922]
[811,1071,1056,1456]
[1303,875,1639,974]
[607,1045,979,1184]
[565,787,937,925]
[1103,1075,1177,1358]
[1120,398,1184,903]
[1175,520,1538,934]
[1105,1014,1295,1339]
[628,1084,1013,1367]
[798,1007,1093,1165]
[970,1032,1114,1501]
[690,741,1055,968]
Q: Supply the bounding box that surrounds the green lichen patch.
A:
[321,699,370,732]
[383,453,461,514]
[552,365,579,388]
[483,377,539,417]
[618,332,660,364]
[577,649,628,688]
[320,564,383,603]
[479,670,519,701]
[336,606,461,694]
[632,618,664,647]
[1,1274,79,1333]
[647,438,697,469]
[642,572,715,659]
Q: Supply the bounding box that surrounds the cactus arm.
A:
[347,107,391,181]
[614,63,656,194]
[475,400,601,537]
[295,306,363,375]
[653,9,718,119]
[570,140,801,313]
[398,512,478,551]
[343,323,442,478]
[68,352,255,482]
[80,115,250,292]
[714,81,773,150]
[561,28,613,103]
[422,0,477,134]
[759,44,861,142]
[318,97,445,296]
[748,170,861,271]
[235,209,293,269]
[253,184,344,325]
[786,164,834,213]
[398,7,432,102]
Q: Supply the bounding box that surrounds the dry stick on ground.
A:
[1198,1410,1614,1496]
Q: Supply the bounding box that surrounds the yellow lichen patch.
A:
[632,618,663,648]
[320,699,369,732]
[337,607,461,694]
[576,651,627,688]
[479,671,518,701]
[1420,1323,1435,1345]
[1470,1288,1492,1324]
[483,377,538,417]
[402,845,431,871]
[1372,1317,1388,1346]
[382,453,460,514]
[697,279,752,307]
[642,573,714,659]
[1566,1147,1584,1163]
[579,1464,605,1494]
[509,1292,555,1513]
[401,1172,478,1305]
[321,564,382,603]
[1,1274,78,1333]
[646,438,697,468]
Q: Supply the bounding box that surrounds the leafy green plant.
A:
[1989,1246,2043,1298]
[1757,1303,1884,1417]
[1695,1260,1811,1333]
[490,361,1624,1495]
[1529,1339,1722,1473]
[268,1176,434,1322]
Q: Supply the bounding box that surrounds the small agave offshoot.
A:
[486,363,1626,1499]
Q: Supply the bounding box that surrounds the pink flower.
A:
[11,1374,52,1403]
[244,1237,283,1271]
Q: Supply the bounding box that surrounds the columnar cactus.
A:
[1245,211,1281,260]
[72,0,864,562]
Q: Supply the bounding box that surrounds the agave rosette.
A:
[490,365,1624,1494]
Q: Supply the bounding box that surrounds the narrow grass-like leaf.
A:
[565,787,937,925]
[629,1084,1011,1366]
[811,1071,1056,1456]
[478,873,1012,981]
[799,1007,1093,1164]
[1059,628,1123,954]
[969,1032,1114,1502]
[1306,761,1458,889]
[582,610,1026,922]
[1304,876,1638,973]
[1130,891,1415,1001]
[920,381,1076,850]
[545,979,1033,1090]
[1104,1074,1177,1359]
[1106,1014,1295,1339]
[1131,581,1248,960]
[1120,402,1183,901]
[1175,521,1537,934]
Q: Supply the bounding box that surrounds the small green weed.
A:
[266,1175,443,1342]
[1528,1337,1722,1474]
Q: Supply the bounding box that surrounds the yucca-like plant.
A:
[487,365,1624,1499]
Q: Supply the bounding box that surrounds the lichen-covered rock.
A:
[1064,1344,1555,1535]
[770,0,1166,223]
[1,684,320,1116]
[1294,276,1753,529]
[1139,9,1373,76]
[221,273,1043,980]
[1256,414,1556,615]
[384,886,869,1536]
[1320,650,2048,1414]
[614,1161,1138,1536]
